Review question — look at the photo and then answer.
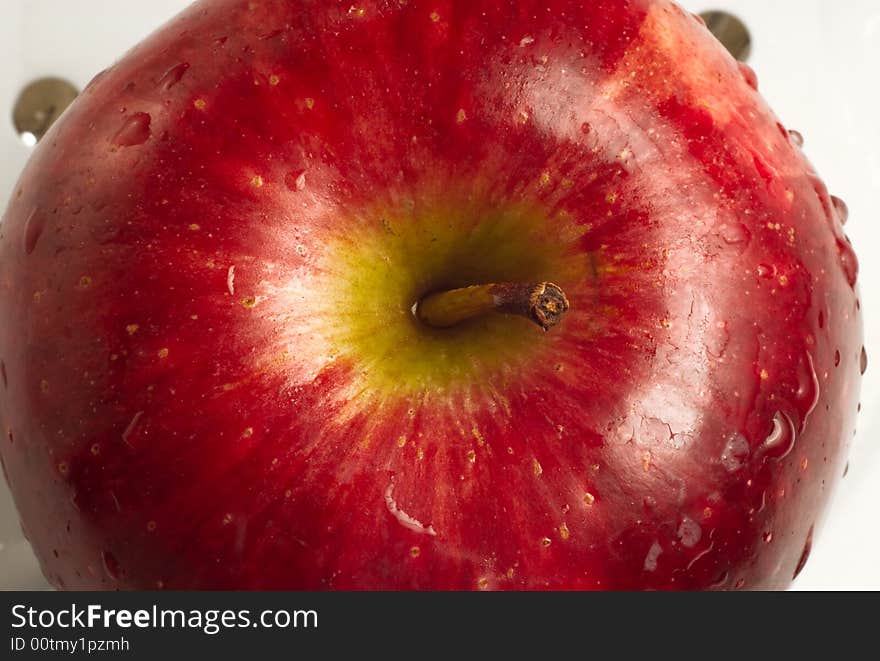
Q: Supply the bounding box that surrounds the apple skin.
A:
[0,0,863,590]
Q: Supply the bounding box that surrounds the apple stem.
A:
[415,282,570,331]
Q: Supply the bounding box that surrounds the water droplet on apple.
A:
[720,432,749,472]
[760,411,796,460]
[84,68,110,93]
[122,410,145,447]
[756,263,775,279]
[775,122,787,139]
[102,550,120,581]
[285,170,307,191]
[639,416,671,445]
[716,222,750,248]
[113,112,152,147]
[677,517,702,548]
[788,129,804,147]
[835,238,858,287]
[709,571,729,588]
[763,531,773,543]
[860,346,868,375]
[794,351,820,431]
[643,541,662,571]
[792,526,813,579]
[831,195,849,225]
[23,207,45,255]
[158,62,190,90]
[738,62,758,89]
[834,350,841,367]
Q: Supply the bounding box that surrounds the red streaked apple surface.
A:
[0,0,863,590]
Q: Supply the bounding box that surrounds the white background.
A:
[0,1,878,590]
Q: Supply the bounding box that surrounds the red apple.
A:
[0,0,863,590]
